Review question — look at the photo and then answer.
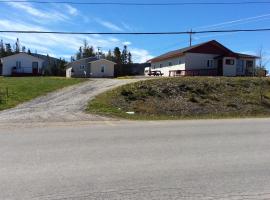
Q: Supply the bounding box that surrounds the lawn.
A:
[0,77,85,111]
[86,77,270,120]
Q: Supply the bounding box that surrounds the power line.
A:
[1,0,270,6]
[0,28,270,35]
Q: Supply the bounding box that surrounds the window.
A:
[179,59,183,64]
[225,59,235,65]
[80,65,85,70]
[246,60,254,68]
[159,64,163,68]
[207,60,214,68]
[168,62,172,66]
[152,65,156,69]
[101,66,105,73]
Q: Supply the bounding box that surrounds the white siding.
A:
[185,53,218,70]
[66,59,89,77]
[223,57,237,76]
[150,56,186,77]
[1,53,44,76]
[90,59,115,78]
[66,67,72,78]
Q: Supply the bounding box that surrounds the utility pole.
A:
[189,29,193,47]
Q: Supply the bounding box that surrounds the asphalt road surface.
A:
[1,118,270,200]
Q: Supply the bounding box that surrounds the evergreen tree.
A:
[70,56,75,62]
[85,46,95,58]
[15,38,20,53]
[113,47,122,64]
[81,40,95,58]
[121,45,128,64]
[22,46,26,53]
[0,39,6,57]
[5,43,12,56]
[76,46,83,60]
[27,49,32,55]
[128,52,132,64]
[106,49,114,61]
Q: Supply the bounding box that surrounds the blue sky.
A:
[0,0,269,69]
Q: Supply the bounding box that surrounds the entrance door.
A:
[32,62,39,75]
[217,59,223,76]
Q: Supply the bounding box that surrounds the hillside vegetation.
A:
[87,77,270,120]
[0,77,85,111]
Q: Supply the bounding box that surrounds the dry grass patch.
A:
[87,77,270,120]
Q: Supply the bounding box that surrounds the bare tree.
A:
[257,46,269,70]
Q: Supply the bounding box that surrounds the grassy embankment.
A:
[87,77,270,120]
[0,77,85,111]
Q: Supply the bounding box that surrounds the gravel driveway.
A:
[0,78,138,124]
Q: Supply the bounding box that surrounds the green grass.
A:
[0,77,85,111]
[86,77,270,120]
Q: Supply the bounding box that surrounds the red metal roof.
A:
[148,40,258,63]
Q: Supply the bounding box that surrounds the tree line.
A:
[73,40,133,65]
[0,38,33,58]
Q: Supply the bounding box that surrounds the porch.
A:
[11,66,41,76]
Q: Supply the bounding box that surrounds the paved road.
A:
[0,78,138,123]
[1,119,270,199]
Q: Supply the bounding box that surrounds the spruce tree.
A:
[121,45,128,64]
[128,52,132,64]
[15,38,20,53]
[5,44,12,56]
[106,50,113,61]
[113,47,122,64]
[22,46,26,53]
[0,39,6,57]
[76,47,82,60]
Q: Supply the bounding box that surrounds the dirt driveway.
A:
[0,78,138,124]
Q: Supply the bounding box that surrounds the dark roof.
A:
[148,40,258,62]
[69,57,99,63]
[148,41,211,63]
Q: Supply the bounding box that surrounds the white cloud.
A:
[0,19,151,63]
[121,22,134,32]
[130,48,153,63]
[123,41,132,46]
[95,18,123,32]
[65,4,79,16]
[6,1,69,22]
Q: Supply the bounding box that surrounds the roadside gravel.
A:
[0,78,138,124]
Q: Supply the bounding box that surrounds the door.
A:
[217,59,223,76]
[87,63,91,77]
[32,62,39,75]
